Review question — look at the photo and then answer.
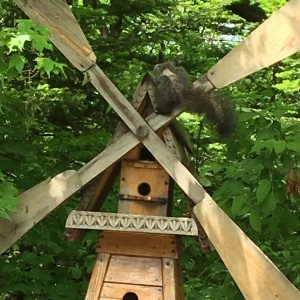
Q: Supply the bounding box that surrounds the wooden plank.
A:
[0,170,81,254]
[162,258,177,300]
[0,127,141,253]
[66,211,198,236]
[85,253,110,300]
[97,231,179,259]
[0,132,134,254]
[205,0,300,88]
[118,200,168,217]
[193,202,300,300]
[14,0,96,71]
[105,255,162,286]
[120,160,170,200]
[100,283,163,300]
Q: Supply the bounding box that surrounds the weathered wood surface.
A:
[0,134,133,254]
[105,255,162,286]
[85,252,110,300]
[162,258,177,300]
[97,232,179,258]
[101,283,163,300]
[66,211,198,236]
[193,202,300,300]
[14,0,96,71]
[119,160,170,201]
[204,0,300,88]
[0,170,81,255]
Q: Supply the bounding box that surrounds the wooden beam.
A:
[14,0,96,71]
[97,231,179,259]
[162,258,177,300]
[85,253,110,300]
[65,211,198,236]
[0,171,81,254]
[193,201,300,300]
[204,0,300,88]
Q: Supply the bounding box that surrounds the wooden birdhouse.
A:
[65,74,201,299]
[119,158,171,215]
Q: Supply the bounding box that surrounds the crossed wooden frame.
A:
[0,0,299,299]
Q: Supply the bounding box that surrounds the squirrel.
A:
[154,61,236,136]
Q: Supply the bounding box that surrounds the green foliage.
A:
[0,0,300,299]
[0,18,65,84]
[0,180,20,220]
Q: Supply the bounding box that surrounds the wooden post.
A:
[85,253,110,300]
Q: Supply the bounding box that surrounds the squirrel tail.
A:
[183,88,236,137]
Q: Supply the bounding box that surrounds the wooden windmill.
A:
[1,0,300,299]
[63,74,210,299]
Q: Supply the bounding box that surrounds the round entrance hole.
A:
[138,182,151,196]
[123,292,139,300]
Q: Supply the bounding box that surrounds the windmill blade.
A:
[193,199,300,300]
[0,171,81,254]
[14,0,96,72]
[203,0,300,88]
[0,108,181,255]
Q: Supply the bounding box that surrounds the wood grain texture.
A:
[105,255,162,286]
[85,253,110,300]
[66,211,198,236]
[118,199,168,217]
[14,0,96,71]
[97,231,179,258]
[193,202,300,300]
[162,258,177,300]
[100,283,162,300]
[206,0,300,88]
[120,160,170,200]
[0,170,81,254]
